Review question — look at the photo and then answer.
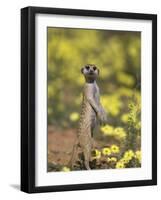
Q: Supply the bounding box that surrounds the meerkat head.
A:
[81,64,99,83]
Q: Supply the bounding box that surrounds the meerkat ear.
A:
[97,68,100,75]
[81,67,84,74]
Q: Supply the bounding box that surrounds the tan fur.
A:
[70,65,107,170]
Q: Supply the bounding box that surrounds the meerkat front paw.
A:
[97,110,107,125]
[101,109,108,123]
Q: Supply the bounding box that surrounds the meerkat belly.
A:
[78,100,96,145]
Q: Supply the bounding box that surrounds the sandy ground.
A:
[47,125,118,171]
[48,126,77,167]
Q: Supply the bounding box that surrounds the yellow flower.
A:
[135,150,141,163]
[116,161,125,169]
[107,157,117,162]
[101,124,114,135]
[62,166,70,172]
[121,113,129,123]
[101,95,122,116]
[69,112,79,121]
[110,145,120,153]
[119,158,129,164]
[102,147,111,156]
[114,127,126,139]
[123,150,135,161]
[92,149,101,159]
[101,126,126,140]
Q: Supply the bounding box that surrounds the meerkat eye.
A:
[93,66,97,71]
[85,66,90,70]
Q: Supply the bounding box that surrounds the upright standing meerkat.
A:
[70,64,107,170]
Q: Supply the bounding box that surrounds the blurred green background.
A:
[47,28,141,170]
[48,28,141,127]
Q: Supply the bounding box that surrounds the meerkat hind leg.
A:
[83,137,92,170]
[83,142,92,170]
[70,142,79,169]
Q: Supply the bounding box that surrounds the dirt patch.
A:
[48,126,77,167]
[47,126,122,172]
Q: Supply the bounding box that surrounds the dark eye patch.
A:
[85,66,90,70]
[93,66,97,70]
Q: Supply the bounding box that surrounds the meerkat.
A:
[70,64,107,170]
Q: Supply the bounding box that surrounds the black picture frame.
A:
[21,6,157,193]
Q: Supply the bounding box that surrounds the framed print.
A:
[21,6,157,193]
